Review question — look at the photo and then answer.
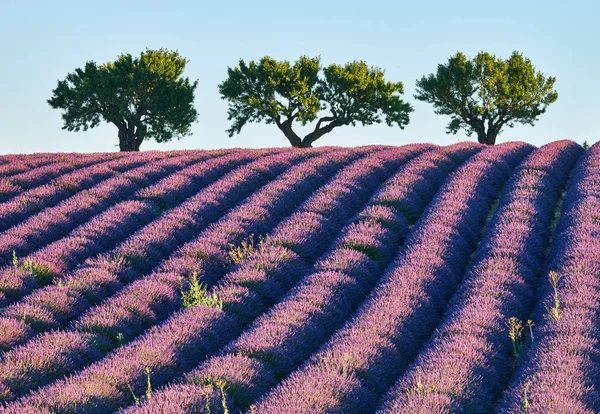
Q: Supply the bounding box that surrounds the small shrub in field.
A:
[506,317,524,358]
[545,271,562,321]
[228,234,267,265]
[181,272,223,309]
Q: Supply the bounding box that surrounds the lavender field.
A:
[0,141,598,413]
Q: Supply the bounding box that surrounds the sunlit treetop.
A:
[219,55,413,147]
[415,51,558,145]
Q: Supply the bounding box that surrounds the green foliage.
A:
[219,56,412,147]
[127,383,140,405]
[181,272,223,309]
[48,48,198,151]
[115,332,124,348]
[583,140,590,150]
[19,259,54,284]
[415,51,558,145]
[126,367,152,405]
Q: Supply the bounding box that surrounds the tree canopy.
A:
[48,48,198,151]
[415,51,558,145]
[218,56,413,147]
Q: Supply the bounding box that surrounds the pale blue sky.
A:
[1,0,598,154]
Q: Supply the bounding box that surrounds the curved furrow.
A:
[0,148,305,353]
[122,143,482,413]
[251,142,533,413]
[0,151,254,302]
[0,154,70,187]
[0,149,253,266]
[0,147,348,403]
[0,201,159,349]
[3,146,428,413]
[0,152,118,199]
[496,142,600,413]
[0,151,192,264]
[375,140,583,413]
[67,147,367,345]
[0,152,163,232]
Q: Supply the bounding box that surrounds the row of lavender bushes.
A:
[0,149,288,350]
[0,150,258,304]
[2,146,426,412]
[0,152,157,232]
[250,142,533,413]
[123,143,481,413]
[376,140,583,413]
[497,141,600,413]
[2,142,596,412]
[0,152,127,202]
[0,151,198,265]
[0,148,326,399]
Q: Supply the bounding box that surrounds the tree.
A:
[218,56,413,148]
[415,51,558,145]
[48,48,198,151]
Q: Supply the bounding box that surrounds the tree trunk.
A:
[118,129,140,151]
[485,131,498,145]
[276,116,344,148]
[476,130,498,146]
[118,123,143,151]
[299,119,345,148]
[295,140,313,148]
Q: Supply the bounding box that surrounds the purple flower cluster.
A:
[377,140,583,413]
[124,143,481,413]
[252,142,533,413]
[2,153,114,193]
[0,154,58,180]
[71,147,355,341]
[4,146,426,412]
[0,153,121,202]
[0,148,320,403]
[0,152,155,232]
[496,141,600,413]
[2,143,596,413]
[0,152,251,305]
[0,151,197,265]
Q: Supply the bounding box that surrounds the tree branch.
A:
[302,118,346,147]
[313,116,335,133]
[274,116,302,147]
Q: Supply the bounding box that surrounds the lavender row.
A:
[0,147,363,404]
[126,144,482,413]
[0,151,235,267]
[70,147,364,346]
[0,155,89,200]
[0,151,178,260]
[0,147,349,357]
[0,147,359,406]
[5,147,426,412]
[253,142,533,413]
[0,152,118,197]
[497,142,600,413]
[0,153,220,300]
[0,200,160,340]
[0,150,245,305]
[0,148,327,402]
[0,149,305,354]
[0,155,61,180]
[0,151,172,233]
[376,140,583,413]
